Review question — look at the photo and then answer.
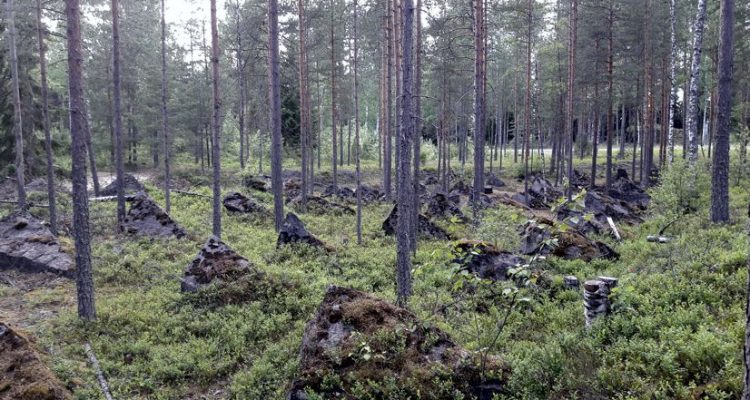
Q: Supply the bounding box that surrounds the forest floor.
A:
[0,154,748,399]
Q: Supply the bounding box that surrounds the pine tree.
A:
[210,0,222,237]
[710,0,734,223]
[65,0,96,320]
[268,0,284,232]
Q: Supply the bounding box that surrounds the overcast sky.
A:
[165,0,227,27]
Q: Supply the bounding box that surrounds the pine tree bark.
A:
[605,0,615,188]
[267,0,284,231]
[384,0,394,200]
[396,0,414,308]
[642,0,655,187]
[411,0,422,253]
[210,0,222,237]
[236,0,247,170]
[330,0,338,189]
[111,0,125,226]
[686,0,707,168]
[710,0,734,224]
[36,0,57,234]
[5,0,26,211]
[523,0,532,194]
[565,0,577,200]
[353,0,362,245]
[298,0,310,203]
[161,0,171,212]
[65,0,96,320]
[473,0,486,211]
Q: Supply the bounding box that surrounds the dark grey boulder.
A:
[99,173,145,196]
[277,213,327,249]
[453,240,525,281]
[382,205,452,240]
[0,212,73,277]
[287,286,510,400]
[223,192,266,214]
[121,192,187,238]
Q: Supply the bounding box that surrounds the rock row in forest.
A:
[0,212,73,277]
[382,205,453,240]
[0,323,73,400]
[287,286,509,400]
[121,192,187,238]
[277,213,329,250]
[99,173,145,196]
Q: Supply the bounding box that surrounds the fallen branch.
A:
[173,190,210,198]
[84,342,115,400]
[0,200,50,208]
[606,216,621,241]
[89,195,136,202]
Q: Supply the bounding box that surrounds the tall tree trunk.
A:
[473,0,486,212]
[85,116,100,196]
[710,0,734,224]
[330,0,338,188]
[384,0,394,199]
[298,0,309,203]
[236,0,247,170]
[686,0,707,168]
[6,0,26,210]
[642,0,654,187]
[591,38,601,188]
[396,0,414,308]
[565,0,577,200]
[210,0,222,237]
[65,0,96,321]
[412,0,422,253]
[353,0,362,245]
[111,0,126,226]
[160,0,171,212]
[523,0,532,194]
[605,0,614,188]
[268,0,284,232]
[36,0,57,234]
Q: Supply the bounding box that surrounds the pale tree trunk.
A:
[298,0,309,203]
[36,0,57,234]
[686,0,707,168]
[268,0,284,231]
[473,0,486,212]
[85,115,100,196]
[384,0,394,200]
[565,0,577,200]
[605,0,614,188]
[710,0,734,224]
[5,0,26,210]
[330,0,338,189]
[353,0,362,245]
[396,0,414,308]
[667,0,676,166]
[236,0,247,170]
[523,0,532,194]
[65,0,96,320]
[591,38,600,188]
[642,0,655,188]
[111,0,125,226]
[210,0,222,237]
[161,0,171,212]
[411,0,422,253]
